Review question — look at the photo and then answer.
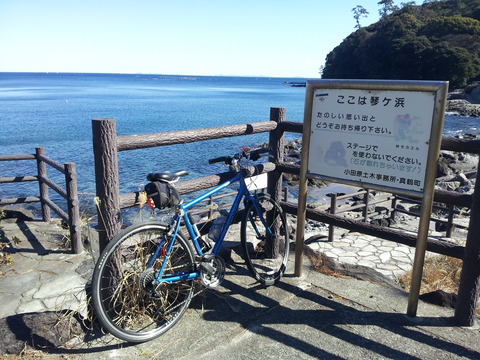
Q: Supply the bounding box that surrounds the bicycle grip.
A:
[208,156,230,164]
[250,147,271,161]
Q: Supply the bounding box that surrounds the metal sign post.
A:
[296,79,448,317]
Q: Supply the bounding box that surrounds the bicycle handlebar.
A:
[208,155,232,165]
[208,147,270,165]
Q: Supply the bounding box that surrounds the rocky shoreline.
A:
[282,135,477,235]
[446,99,480,117]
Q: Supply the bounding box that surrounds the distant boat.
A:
[283,82,306,87]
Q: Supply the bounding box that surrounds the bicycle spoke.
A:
[241,195,289,285]
[92,223,196,342]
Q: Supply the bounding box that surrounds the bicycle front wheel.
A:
[91,222,196,343]
[241,194,289,286]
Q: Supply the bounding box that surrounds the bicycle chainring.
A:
[199,255,226,288]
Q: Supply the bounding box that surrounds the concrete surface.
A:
[0,216,479,359]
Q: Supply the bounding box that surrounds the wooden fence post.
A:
[363,189,370,222]
[268,107,286,203]
[328,193,337,242]
[455,159,480,326]
[268,107,286,258]
[64,162,82,254]
[92,118,121,252]
[35,147,51,222]
[446,204,454,238]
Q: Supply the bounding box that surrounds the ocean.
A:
[1,72,479,214]
[0,73,307,209]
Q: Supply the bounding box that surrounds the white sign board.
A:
[245,173,268,191]
[305,81,446,195]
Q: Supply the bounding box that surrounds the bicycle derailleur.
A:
[199,254,226,288]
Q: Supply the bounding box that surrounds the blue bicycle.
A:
[91,148,290,342]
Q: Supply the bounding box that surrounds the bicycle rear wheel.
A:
[92,222,196,343]
[241,194,289,286]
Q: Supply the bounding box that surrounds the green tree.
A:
[352,5,369,29]
[421,42,480,86]
[378,0,399,18]
[322,0,480,87]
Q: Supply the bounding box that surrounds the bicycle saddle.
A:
[147,170,189,182]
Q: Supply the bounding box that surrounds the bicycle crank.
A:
[199,255,225,288]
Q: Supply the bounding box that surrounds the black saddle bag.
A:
[144,181,181,209]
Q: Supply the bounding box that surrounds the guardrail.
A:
[0,147,82,253]
[91,107,479,326]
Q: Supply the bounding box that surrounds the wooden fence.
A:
[323,189,467,242]
[91,107,479,326]
[0,147,82,253]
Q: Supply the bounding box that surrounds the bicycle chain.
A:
[152,262,205,317]
[153,281,205,317]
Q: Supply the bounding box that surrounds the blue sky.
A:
[0,0,421,78]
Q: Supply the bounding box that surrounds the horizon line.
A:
[0,71,313,79]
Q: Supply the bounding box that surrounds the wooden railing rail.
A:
[0,147,81,253]
[116,121,278,152]
[92,108,286,250]
[325,190,395,242]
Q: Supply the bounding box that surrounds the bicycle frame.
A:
[152,171,268,284]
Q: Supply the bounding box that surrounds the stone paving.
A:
[1,214,478,358]
[0,217,93,319]
[307,232,418,279]
[0,213,464,319]
[301,212,468,282]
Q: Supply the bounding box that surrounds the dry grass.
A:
[398,255,480,316]
[398,255,463,294]
[0,352,75,360]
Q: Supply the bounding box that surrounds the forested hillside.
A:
[322,0,480,87]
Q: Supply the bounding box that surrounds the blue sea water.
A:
[0,72,307,208]
[1,72,479,213]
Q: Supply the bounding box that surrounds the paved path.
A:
[0,215,464,319]
[0,217,478,359]
[0,218,93,319]
[307,230,417,278]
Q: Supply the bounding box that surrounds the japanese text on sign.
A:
[308,88,436,193]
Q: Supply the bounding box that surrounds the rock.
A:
[370,218,395,228]
[307,201,324,209]
[448,84,480,105]
[0,311,85,355]
[351,190,376,212]
[419,290,457,309]
[437,151,478,177]
[307,178,327,188]
[446,99,480,117]
[0,206,36,222]
[436,181,462,191]
[409,204,422,215]
[466,84,480,104]
[304,247,401,289]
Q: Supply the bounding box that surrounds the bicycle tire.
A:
[241,194,289,286]
[91,222,196,343]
